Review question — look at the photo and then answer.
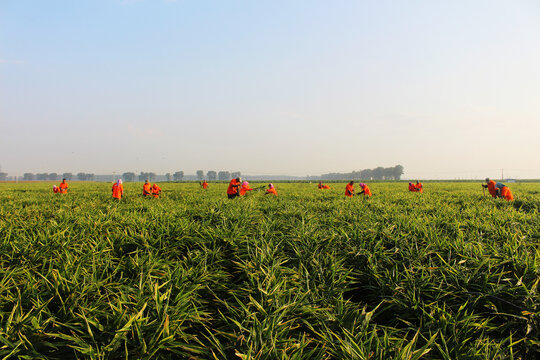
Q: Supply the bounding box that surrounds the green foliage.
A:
[0,182,538,359]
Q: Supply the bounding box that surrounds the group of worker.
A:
[344,181,372,197]
[408,181,423,193]
[225,178,277,198]
[51,177,515,202]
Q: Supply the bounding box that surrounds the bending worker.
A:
[318,181,330,190]
[483,178,513,201]
[227,177,241,199]
[265,183,278,196]
[240,181,253,196]
[415,181,423,193]
[151,183,161,198]
[357,183,372,197]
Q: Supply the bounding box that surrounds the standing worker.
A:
[345,181,355,197]
[143,180,151,197]
[201,180,209,190]
[112,179,124,200]
[227,177,241,199]
[151,183,161,198]
[59,178,69,194]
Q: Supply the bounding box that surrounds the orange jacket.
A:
[265,188,278,196]
[143,183,151,195]
[486,180,497,197]
[408,184,417,192]
[112,183,124,199]
[227,179,240,195]
[151,184,161,198]
[323,185,330,189]
[59,181,68,194]
[345,184,354,197]
[415,183,423,193]
[361,184,372,197]
[202,181,208,189]
[240,184,253,196]
[500,186,514,201]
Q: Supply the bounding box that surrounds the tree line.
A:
[318,165,404,180]
[20,173,95,181]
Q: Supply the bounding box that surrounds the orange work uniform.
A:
[486,180,497,197]
[345,184,354,197]
[360,184,372,197]
[266,188,278,196]
[202,181,208,189]
[408,184,417,192]
[59,181,68,194]
[500,186,514,201]
[240,184,253,196]
[143,183,151,196]
[151,184,161,198]
[112,183,124,199]
[227,179,240,198]
[415,183,423,193]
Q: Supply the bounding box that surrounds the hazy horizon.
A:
[2,1,539,180]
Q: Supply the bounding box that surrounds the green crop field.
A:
[0,182,538,359]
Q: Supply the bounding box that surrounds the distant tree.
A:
[218,171,231,181]
[173,171,184,181]
[62,173,73,180]
[36,173,48,180]
[383,167,394,180]
[231,171,241,179]
[392,165,404,180]
[372,167,385,180]
[23,173,34,181]
[359,169,372,180]
[0,172,7,181]
[196,170,204,181]
[48,173,58,181]
[123,172,136,182]
[207,171,217,181]
[77,173,95,181]
[139,172,156,182]
[165,173,172,181]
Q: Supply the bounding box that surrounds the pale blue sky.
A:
[1,0,539,179]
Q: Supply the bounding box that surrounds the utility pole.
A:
[501,168,504,181]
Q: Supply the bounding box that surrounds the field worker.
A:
[112,179,124,200]
[59,178,69,194]
[357,183,372,197]
[265,183,278,196]
[52,185,59,194]
[240,181,253,196]
[415,181,423,193]
[143,180,151,196]
[496,182,514,201]
[201,180,209,189]
[408,182,418,192]
[345,181,354,197]
[151,183,161,198]
[227,177,241,199]
[318,181,330,190]
[482,178,497,198]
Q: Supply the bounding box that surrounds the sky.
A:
[1,0,539,179]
